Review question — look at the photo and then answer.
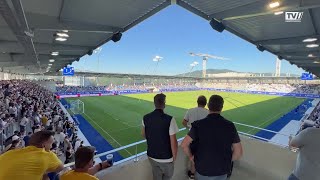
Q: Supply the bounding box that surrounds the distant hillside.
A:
[178,69,236,77]
[177,69,300,77]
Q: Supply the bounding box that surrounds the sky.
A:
[71,5,304,76]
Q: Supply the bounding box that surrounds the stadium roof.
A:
[0,0,319,75]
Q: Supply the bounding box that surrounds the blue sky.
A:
[72,5,303,76]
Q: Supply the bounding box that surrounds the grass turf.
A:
[66,90,304,157]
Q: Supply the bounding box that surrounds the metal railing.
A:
[64,122,295,168]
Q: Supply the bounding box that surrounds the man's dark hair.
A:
[208,95,224,112]
[75,146,95,168]
[197,95,207,106]
[29,130,55,147]
[154,93,166,109]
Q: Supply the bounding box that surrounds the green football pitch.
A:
[66,90,304,157]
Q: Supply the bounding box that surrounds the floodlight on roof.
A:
[87,50,93,56]
[112,32,122,42]
[55,37,67,41]
[51,52,59,56]
[257,45,265,52]
[48,64,52,66]
[274,11,283,15]
[62,30,69,33]
[209,19,225,33]
[308,54,315,57]
[56,32,69,38]
[314,61,320,64]
[306,44,319,48]
[303,38,317,42]
[49,59,55,62]
[269,1,280,8]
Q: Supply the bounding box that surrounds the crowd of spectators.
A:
[0,80,83,166]
[202,83,320,94]
[0,80,113,180]
[300,103,320,130]
[56,82,320,95]
[56,83,199,93]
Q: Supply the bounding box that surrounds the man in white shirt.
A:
[289,127,320,180]
[141,94,178,180]
[54,129,66,148]
[182,96,209,129]
[74,139,82,152]
[9,104,17,119]
[182,95,208,179]
[20,114,29,132]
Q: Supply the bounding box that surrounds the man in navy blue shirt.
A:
[181,95,243,180]
[23,132,32,146]
[142,93,178,180]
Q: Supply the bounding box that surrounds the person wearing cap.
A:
[60,146,111,180]
[141,93,178,180]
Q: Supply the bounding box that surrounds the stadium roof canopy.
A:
[0,0,319,75]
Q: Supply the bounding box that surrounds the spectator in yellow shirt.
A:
[41,115,48,126]
[0,130,64,180]
[60,146,111,180]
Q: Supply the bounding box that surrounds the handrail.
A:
[234,121,292,137]
[64,129,187,167]
[64,123,294,168]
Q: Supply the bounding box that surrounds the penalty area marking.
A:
[108,124,142,133]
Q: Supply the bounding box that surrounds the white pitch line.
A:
[109,124,142,133]
[102,110,135,127]
[83,113,133,156]
[245,111,284,134]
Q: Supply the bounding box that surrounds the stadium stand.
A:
[56,83,199,93]
[0,80,84,166]
[300,102,320,130]
[201,83,320,94]
[1,79,319,180]
[56,83,320,95]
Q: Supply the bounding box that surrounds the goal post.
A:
[70,99,85,115]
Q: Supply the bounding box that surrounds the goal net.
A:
[69,99,85,115]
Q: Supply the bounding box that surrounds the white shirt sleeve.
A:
[184,110,190,121]
[169,117,179,135]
